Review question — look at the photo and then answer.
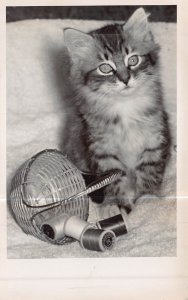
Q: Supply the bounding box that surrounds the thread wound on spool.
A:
[64,215,91,241]
[97,214,128,237]
[81,228,116,252]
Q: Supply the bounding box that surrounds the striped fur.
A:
[63,8,171,212]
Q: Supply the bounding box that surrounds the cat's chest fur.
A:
[114,117,148,169]
[95,93,161,169]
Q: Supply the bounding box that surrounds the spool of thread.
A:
[63,215,92,240]
[96,214,128,238]
[41,213,116,252]
[41,214,91,241]
[81,228,116,251]
[41,213,69,241]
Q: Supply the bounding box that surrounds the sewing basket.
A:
[9,149,89,245]
[10,149,122,245]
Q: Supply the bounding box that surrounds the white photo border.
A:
[1,0,188,299]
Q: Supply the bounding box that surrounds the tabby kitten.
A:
[63,8,171,214]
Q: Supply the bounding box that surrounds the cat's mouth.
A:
[118,85,136,96]
[120,85,131,92]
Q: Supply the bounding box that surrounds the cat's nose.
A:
[118,72,130,85]
[122,76,130,85]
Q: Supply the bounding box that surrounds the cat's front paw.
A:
[120,204,132,214]
[118,194,135,214]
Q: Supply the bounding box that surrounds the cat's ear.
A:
[123,8,151,42]
[64,28,95,59]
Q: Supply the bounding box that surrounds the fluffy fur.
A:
[63,8,171,214]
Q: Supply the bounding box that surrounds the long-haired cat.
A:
[63,8,171,216]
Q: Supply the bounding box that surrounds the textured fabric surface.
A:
[7,19,176,258]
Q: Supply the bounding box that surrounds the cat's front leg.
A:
[104,174,136,212]
[88,152,131,218]
[135,147,168,198]
[89,153,137,218]
[91,175,136,220]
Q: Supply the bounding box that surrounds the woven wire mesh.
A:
[10,149,89,245]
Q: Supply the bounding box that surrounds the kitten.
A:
[63,8,171,215]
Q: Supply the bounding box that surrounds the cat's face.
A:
[64,8,160,99]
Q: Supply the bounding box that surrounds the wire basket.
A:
[9,149,123,245]
[9,149,89,245]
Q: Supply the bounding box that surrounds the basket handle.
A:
[22,169,123,208]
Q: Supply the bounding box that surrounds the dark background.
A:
[6,6,177,23]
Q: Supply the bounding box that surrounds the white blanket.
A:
[7,19,176,258]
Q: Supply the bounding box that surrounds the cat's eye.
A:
[128,55,139,67]
[98,63,114,75]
